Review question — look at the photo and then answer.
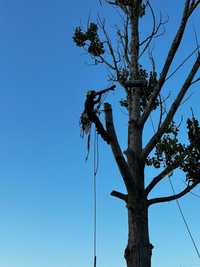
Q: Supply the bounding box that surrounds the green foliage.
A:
[147,116,200,184]
[73,22,105,57]
[146,121,185,169]
[181,117,200,183]
[118,68,130,84]
[119,68,159,112]
[139,69,159,112]
[86,23,98,41]
[115,0,146,17]
[88,39,104,57]
[73,27,88,47]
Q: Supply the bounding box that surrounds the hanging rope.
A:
[91,89,111,266]
[85,126,92,161]
[168,176,200,259]
[93,130,99,267]
[87,88,112,267]
[149,112,200,260]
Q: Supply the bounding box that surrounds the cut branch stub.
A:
[111,190,128,202]
[125,80,148,88]
[104,102,135,192]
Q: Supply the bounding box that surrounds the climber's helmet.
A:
[86,90,96,97]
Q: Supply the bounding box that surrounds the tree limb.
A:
[148,181,199,206]
[145,163,179,195]
[116,14,131,67]
[142,54,200,159]
[140,0,193,125]
[189,0,200,14]
[111,190,128,201]
[97,55,116,70]
[98,17,121,80]
[104,103,135,191]
[139,2,167,59]
[191,76,200,85]
[165,46,200,82]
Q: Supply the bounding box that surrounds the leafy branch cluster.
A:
[140,70,159,112]
[146,121,184,168]
[147,116,200,183]
[73,23,105,56]
[182,116,200,182]
[109,0,146,17]
[120,67,159,112]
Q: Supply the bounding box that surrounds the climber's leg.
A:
[90,114,111,143]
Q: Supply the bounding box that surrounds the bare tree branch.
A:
[148,181,199,206]
[97,55,116,70]
[189,0,200,14]
[116,14,131,67]
[140,0,193,125]
[139,3,167,59]
[142,54,200,159]
[148,50,165,131]
[105,0,129,15]
[157,94,164,131]
[145,163,179,195]
[111,190,128,201]
[139,0,156,47]
[191,76,200,84]
[104,103,135,191]
[98,17,122,79]
[165,46,200,81]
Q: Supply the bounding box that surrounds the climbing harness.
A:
[80,85,114,160]
[80,112,91,137]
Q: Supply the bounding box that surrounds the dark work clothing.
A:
[83,93,110,144]
[84,94,100,114]
[89,112,110,143]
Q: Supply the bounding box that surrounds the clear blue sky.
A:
[0,1,199,267]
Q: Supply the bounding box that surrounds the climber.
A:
[80,85,116,143]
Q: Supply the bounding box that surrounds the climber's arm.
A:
[94,94,101,104]
[95,85,116,97]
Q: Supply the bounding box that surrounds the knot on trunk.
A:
[124,242,154,258]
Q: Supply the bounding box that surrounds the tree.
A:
[73,1,200,267]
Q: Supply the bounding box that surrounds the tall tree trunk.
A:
[124,196,153,267]
[126,3,152,265]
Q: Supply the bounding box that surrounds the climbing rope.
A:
[93,130,99,267]
[149,114,200,260]
[85,126,92,161]
[82,86,112,266]
[168,175,200,259]
[91,88,111,266]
